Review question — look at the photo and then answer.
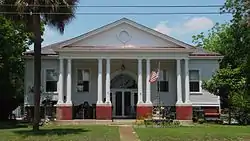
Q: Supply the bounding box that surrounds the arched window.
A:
[111,74,137,89]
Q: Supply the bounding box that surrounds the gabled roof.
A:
[25,18,221,57]
[57,18,194,49]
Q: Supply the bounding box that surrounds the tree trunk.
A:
[32,14,42,131]
[228,107,232,125]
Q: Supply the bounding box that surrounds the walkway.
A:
[119,125,140,141]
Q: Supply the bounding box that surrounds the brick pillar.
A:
[56,105,72,120]
[176,105,192,120]
[136,105,152,119]
[96,105,112,120]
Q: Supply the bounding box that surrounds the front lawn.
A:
[134,124,250,141]
[0,124,120,141]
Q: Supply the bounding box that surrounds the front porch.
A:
[55,57,192,121]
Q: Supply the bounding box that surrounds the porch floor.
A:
[54,119,136,125]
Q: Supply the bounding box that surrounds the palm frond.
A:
[40,0,78,33]
[1,0,79,34]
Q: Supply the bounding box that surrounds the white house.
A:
[24,18,222,121]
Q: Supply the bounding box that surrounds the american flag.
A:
[149,69,159,83]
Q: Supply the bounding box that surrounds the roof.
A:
[24,18,221,57]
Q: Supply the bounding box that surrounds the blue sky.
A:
[38,0,232,49]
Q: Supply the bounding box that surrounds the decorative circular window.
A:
[117,30,131,44]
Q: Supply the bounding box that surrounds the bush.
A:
[192,108,205,124]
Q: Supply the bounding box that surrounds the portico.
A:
[56,50,192,120]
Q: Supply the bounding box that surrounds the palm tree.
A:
[0,0,78,131]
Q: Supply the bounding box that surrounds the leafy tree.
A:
[202,67,250,124]
[222,0,250,93]
[192,23,242,68]
[0,16,30,120]
[193,0,250,124]
[0,0,78,130]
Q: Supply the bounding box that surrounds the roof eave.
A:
[189,55,224,59]
[23,54,58,59]
[54,48,195,53]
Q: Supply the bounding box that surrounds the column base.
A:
[56,105,73,120]
[96,105,112,120]
[136,105,152,119]
[176,105,193,120]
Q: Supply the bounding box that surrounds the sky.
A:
[37,0,232,49]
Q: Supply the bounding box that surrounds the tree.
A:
[0,16,30,120]
[203,66,250,124]
[222,0,250,93]
[0,0,78,131]
[192,0,250,124]
[192,22,248,69]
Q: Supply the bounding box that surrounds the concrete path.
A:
[119,125,140,141]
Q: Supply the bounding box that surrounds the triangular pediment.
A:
[57,18,193,49]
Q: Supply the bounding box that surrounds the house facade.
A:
[24,18,222,121]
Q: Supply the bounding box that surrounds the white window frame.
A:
[158,69,169,92]
[44,68,58,93]
[75,68,91,93]
[189,69,202,94]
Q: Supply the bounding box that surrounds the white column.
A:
[176,59,183,104]
[184,59,191,104]
[97,58,103,104]
[146,59,152,104]
[57,58,64,104]
[66,59,72,104]
[105,58,111,104]
[137,59,143,104]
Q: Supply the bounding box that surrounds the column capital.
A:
[67,58,72,61]
[137,58,143,61]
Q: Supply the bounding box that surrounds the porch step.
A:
[111,120,136,125]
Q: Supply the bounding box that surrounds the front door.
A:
[112,90,136,118]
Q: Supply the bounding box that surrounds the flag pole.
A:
[157,61,161,119]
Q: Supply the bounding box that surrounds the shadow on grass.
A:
[0,121,29,129]
[13,128,90,136]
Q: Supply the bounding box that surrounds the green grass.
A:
[0,124,120,141]
[134,124,250,141]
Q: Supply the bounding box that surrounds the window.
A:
[157,69,169,92]
[45,69,58,92]
[76,69,90,92]
[189,70,200,92]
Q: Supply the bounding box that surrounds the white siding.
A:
[24,58,220,107]
[24,59,59,106]
[187,59,220,106]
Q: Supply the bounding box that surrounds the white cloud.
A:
[154,21,172,35]
[154,17,214,35]
[183,17,214,31]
